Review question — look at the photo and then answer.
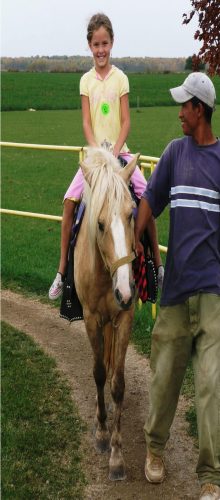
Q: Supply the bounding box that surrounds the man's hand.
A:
[157,265,164,290]
[135,238,144,256]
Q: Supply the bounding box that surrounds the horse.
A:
[74,147,139,481]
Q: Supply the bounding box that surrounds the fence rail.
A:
[0,208,62,222]
[0,141,159,171]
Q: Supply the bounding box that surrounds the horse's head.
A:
[80,148,139,310]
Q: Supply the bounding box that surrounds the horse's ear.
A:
[80,161,91,185]
[119,153,140,184]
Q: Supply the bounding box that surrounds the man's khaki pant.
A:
[144,293,220,485]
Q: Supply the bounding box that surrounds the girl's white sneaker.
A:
[49,272,64,300]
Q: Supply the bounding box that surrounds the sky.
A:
[1,0,202,59]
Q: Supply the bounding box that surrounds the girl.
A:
[49,12,163,299]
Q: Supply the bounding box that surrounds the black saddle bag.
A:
[60,203,85,322]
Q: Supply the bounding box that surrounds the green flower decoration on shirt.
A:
[101,102,110,115]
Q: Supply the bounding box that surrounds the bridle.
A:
[97,239,137,278]
[109,251,137,278]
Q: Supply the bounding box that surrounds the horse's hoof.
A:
[92,424,110,453]
[109,465,126,481]
[95,437,110,453]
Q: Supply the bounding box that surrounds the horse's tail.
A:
[103,323,116,376]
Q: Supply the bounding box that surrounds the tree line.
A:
[1,56,186,74]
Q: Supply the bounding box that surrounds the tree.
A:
[185,56,193,71]
[185,55,205,71]
[183,0,220,76]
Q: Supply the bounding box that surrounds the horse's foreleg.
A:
[85,318,110,453]
[93,356,110,452]
[109,368,126,480]
[108,311,133,480]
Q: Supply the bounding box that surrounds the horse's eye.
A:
[98,221,104,232]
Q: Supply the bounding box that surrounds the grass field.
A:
[2,71,220,111]
[2,322,86,499]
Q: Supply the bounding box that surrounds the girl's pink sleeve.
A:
[64,168,84,202]
[131,166,147,199]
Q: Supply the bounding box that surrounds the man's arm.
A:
[134,197,152,254]
[135,197,164,289]
[147,216,162,268]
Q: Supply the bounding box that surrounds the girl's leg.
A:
[58,199,76,276]
[49,199,75,300]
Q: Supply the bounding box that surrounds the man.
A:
[135,72,220,500]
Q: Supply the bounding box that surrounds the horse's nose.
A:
[121,297,132,310]
[115,288,122,304]
[115,287,133,310]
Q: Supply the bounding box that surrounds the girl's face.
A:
[89,26,113,71]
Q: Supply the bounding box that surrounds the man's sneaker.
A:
[49,272,64,300]
[144,449,165,483]
[199,484,220,500]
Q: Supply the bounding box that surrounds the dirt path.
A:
[1,289,200,500]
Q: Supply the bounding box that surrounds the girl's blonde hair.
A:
[87,13,114,43]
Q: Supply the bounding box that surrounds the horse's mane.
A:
[83,148,131,246]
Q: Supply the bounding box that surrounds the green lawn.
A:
[1,322,86,499]
[2,72,220,111]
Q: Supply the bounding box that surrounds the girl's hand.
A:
[113,145,120,158]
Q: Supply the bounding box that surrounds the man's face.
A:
[178,100,200,136]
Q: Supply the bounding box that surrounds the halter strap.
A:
[110,250,137,278]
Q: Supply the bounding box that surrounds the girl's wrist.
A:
[113,146,120,157]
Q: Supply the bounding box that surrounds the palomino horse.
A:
[74,148,139,480]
